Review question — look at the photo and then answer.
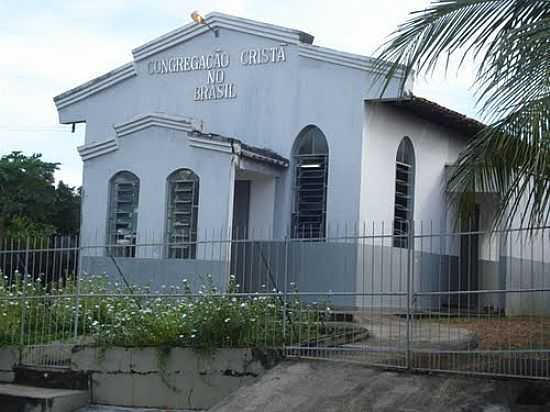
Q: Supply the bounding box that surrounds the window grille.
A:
[107,171,139,257]
[292,126,329,239]
[166,169,199,259]
[393,137,415,248]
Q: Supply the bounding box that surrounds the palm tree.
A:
[376,0,549,228]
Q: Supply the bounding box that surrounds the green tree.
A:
[376,0,549,228]
[0,151,80,239]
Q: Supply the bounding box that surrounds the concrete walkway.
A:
[287,313,478,366]
[210,360,550,412]
[352,312,478,350]
[77,406,198,412]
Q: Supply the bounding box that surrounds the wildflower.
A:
[224,318,231,323]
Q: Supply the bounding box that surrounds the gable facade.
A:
[55,12,418,245]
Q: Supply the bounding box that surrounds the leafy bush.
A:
[0,272,328,350]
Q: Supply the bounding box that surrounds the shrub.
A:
[0,272,328,351]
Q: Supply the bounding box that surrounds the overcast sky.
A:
[0,0,479,187]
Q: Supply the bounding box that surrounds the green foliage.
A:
[0,151,80,238]
[375,0,550,228]
[4,217,56,239]
[51,182,81,235]
[0,273,327,351]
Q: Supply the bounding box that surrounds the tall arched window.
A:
[107,171,139,257]
[291,126,329,239]
[166,169,199,259]
[393,137,415,248]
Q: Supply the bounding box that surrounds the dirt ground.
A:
[439,317,550,350]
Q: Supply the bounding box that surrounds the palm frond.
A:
[374,0,550,228]
[448,96,550,228]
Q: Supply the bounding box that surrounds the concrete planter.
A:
[0,347,18,383]
[71,346,279,410]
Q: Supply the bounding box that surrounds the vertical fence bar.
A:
[20,237,30,347]
[283,235,289,345]
[406,221,413,370]
[73,237,81,341]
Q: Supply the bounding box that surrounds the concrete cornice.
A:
[298,44,404,77]
[54,63,137,110]
[77,138,119,161]
[114,113,205,137]
[132,12,314,62]
[189,133,289,168]
[188,135,234,154]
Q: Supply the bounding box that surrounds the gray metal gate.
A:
[2,226,550,379]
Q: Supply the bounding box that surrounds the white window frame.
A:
[165,169,200,259]
[107,171,139,257]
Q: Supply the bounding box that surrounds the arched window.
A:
[393,137,415,248]
[291,126,329,239]
[107,171,139,257]
[166,169,199,259]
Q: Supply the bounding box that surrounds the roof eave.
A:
[366,95,485,136]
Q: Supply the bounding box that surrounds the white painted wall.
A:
[79,127,236,259]
[248,176,276,239]
[57,25,405,241]
[360,102,467,238]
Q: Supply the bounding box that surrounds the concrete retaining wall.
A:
[71,346,277,410]
[0,347,17,383]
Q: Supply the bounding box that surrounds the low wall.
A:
[0,346,278,409]
[72,346,278,410]
[0,347,17,383]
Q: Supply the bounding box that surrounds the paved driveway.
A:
[210,360,550,412]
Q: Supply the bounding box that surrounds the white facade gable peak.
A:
[132,11,314,62]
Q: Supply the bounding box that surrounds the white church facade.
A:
[54,12,548,314]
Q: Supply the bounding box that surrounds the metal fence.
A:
[0,225,549,380]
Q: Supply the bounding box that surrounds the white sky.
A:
[0,0,479,187]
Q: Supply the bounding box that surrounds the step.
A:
[0,383,89,412]
[14,366,89,390]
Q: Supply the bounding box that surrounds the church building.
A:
[55,12,545,315]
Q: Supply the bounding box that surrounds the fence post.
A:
[406,221,414,370]
[73,238,81,341]
[20,237,30,346]
[282,235,289,348]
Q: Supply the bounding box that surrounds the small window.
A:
[291,126,329,239]
[107,171,139,257]
[393,137,415,248]
[166,169,199,259]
